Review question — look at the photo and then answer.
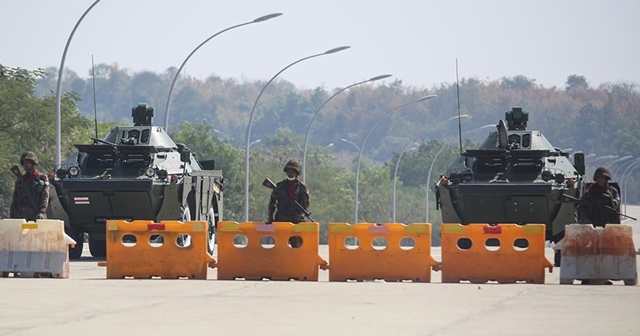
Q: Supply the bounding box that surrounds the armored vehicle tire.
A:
[89,238,107,258]
[69,239,84,260]
[624,272,637,286]
[67,228,84,260]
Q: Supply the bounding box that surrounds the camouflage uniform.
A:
[10,152,50,222]
[267,160,310,224]
[578,167,620,227]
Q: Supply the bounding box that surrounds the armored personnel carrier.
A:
[435,107,586,264]
[47,104,223,259]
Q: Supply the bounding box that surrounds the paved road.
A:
[2,208,640,335]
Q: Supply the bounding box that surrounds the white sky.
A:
[2,0,639,90]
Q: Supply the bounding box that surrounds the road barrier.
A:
[440,223,553,284]
[99,220,214,279]
[556,224,637,285]
[214,221,327,281]
[327,222,438,282]
[0,219,76,278]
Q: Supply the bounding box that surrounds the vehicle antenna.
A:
[456,58,463,155]
[91,55,98,139]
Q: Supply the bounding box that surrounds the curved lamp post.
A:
[163,13,282,131]
[620,158,640,214]
[609,155,633,179]
[391,142,418,222]
[353,95,437,224]
[243,45,351,221]
[392,115,473,223]
[55,0,102,166]
[302,74,392,182]
[341,138,360,152]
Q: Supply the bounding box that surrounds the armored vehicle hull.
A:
[435,108,586,265]
[47,104,223,259]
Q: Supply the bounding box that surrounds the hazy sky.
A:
[2,0,639,90]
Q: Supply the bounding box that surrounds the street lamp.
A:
[340,138,360,152]
[353,95,437,224]
[250,139,262,148]
[609,155,633,179]
[163,13,282,131]
[620,158,640,214]
[55,0,102,166]
[302,74,392,182]
[392,115,471,223]
[391,142,418,222]
[244,45,351,221]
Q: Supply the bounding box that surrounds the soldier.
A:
[578,166,620,227]
[267,160,310,224]
[10,152,50,221]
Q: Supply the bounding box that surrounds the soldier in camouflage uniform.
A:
[10,152,50,221]
[267,160,310,224]
[578,166,620,227]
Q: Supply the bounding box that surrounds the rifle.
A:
[563,193,637,221]
[262,177,314,222]
[9,166,22,216]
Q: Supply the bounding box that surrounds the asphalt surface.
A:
[2,207,640,335]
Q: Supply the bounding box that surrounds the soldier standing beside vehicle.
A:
[267,160,310,224]
[10,152,50,221]
[578,167,620,227]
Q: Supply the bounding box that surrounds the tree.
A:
[0,64,91,217]
[565,75,589,91]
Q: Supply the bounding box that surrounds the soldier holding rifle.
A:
[578,167,621,227]
[10,152,50,221]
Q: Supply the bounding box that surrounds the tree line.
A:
[2,63,639,243]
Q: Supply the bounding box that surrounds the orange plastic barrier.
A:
[327,223,438,282]
[440,223,553,284]
[100,220,215,279]
[214,221,326,281]
[556,224,637,285]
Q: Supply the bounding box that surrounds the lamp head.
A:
[369,74,392,81]
[253,13,283,22]
[325,46,351,54]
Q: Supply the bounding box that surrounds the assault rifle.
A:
[563,193,637,221]
[262,178,314,222]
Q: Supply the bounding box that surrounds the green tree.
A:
[0,64,91,217]
[565,75,589,91]
[170,122,244,221]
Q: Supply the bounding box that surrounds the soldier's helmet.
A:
[593,167,612,181]
[283,160,301,175]
[20,151,38,166]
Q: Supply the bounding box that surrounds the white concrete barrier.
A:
[556,223,637,285]
[0,219,76,278]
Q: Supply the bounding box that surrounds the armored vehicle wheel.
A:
[67,228,84,260]
[624,272,637,286]
[560,278,573,285]
[89,238,106,258]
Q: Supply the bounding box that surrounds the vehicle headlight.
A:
[145,167,156,177]
[68,166,80,177]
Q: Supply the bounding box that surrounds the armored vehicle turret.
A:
[435,107,588,265]
[48,104,223,259]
